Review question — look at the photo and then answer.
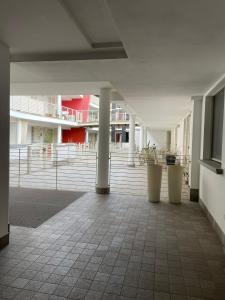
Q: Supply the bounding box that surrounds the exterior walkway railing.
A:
[10,143,190,200]
[109,151,190,199]
[10,96,129,124]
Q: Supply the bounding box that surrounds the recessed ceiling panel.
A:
[63,0,122,46]
[0,0,90,54]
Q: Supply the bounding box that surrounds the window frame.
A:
[210,88,225,163]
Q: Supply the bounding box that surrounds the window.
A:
[211,88,224,162]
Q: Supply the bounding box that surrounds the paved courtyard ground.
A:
[0,192,224,299]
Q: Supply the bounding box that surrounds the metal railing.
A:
[10,144,97,191]
[10,96,78,122]
[10,96,130,124]
[10,144,190,201]
[75,110,129,123]
[109,150,190,199]
[111,111,129,122]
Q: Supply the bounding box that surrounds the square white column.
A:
[96,87,111,194]
[128,114,136,166]
[57,124,62,144]
[190,96,203,201]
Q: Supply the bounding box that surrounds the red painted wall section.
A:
[62,96,90,143]
[62,95,90,110]
[62,95,90,122]
[62,128,86,144]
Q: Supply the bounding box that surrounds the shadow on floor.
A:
[9,187,85,228]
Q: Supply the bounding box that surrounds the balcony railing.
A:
[75,110,129,123]
[10,96,129,124]
[10,96,77,122]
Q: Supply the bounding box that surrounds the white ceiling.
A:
[2,0,225,128]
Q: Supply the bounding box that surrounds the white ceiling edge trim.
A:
[10,81,112,95]
[10,110,78,128]
[205,73,225,96]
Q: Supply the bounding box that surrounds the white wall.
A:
[10,120,32,145]
[146,129,167,150]
[135,128,140,148]
[10,95,57,116]
[176,122,184,154]
[200,81,225,235]
[176,113,192,156]
[27,125,32,144]
[171,128,177,152]
[10,122,17,144]
[200,166,225,234]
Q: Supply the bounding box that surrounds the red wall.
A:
[62,95,90,122]
[62,96,90,110]
[62,128,86,144]
[62,95,90,143]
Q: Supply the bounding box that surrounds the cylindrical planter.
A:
[147,164,162,203]
[168,165,183,204]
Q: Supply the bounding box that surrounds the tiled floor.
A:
[0,192,225,299]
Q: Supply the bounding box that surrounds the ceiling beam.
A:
[10,49,128,62]
[57,0,92,48]
[92,42,123,49]
[58,0,124,51]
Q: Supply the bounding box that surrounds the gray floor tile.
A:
[0,192,224,300]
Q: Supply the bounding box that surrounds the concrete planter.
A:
[168,165,183,204]
[147,164,162,203]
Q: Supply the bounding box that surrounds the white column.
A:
[85,128,89,144]
[139,125,144,149]
[183,118,187,155]
[20,121,28,144]
[57,125,62,144]
[0,42,10,248]
[143,126,147,147]
[57,95,62,117]
[190,96,203,202]
[174,127,178,152]
[128,114,136,167]
[40,128,44,144]
[96,87,111,194]
[16,119,22,144]
[140,125,147,148]
[27,145,32,174]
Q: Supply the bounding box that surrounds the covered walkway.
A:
[1,1,225,299]
[0,192,224,300]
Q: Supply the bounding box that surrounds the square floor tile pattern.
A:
[0,192,225,299]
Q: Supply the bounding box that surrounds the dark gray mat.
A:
[9,188,85,228]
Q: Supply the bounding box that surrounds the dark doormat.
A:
[9,188,85,228]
